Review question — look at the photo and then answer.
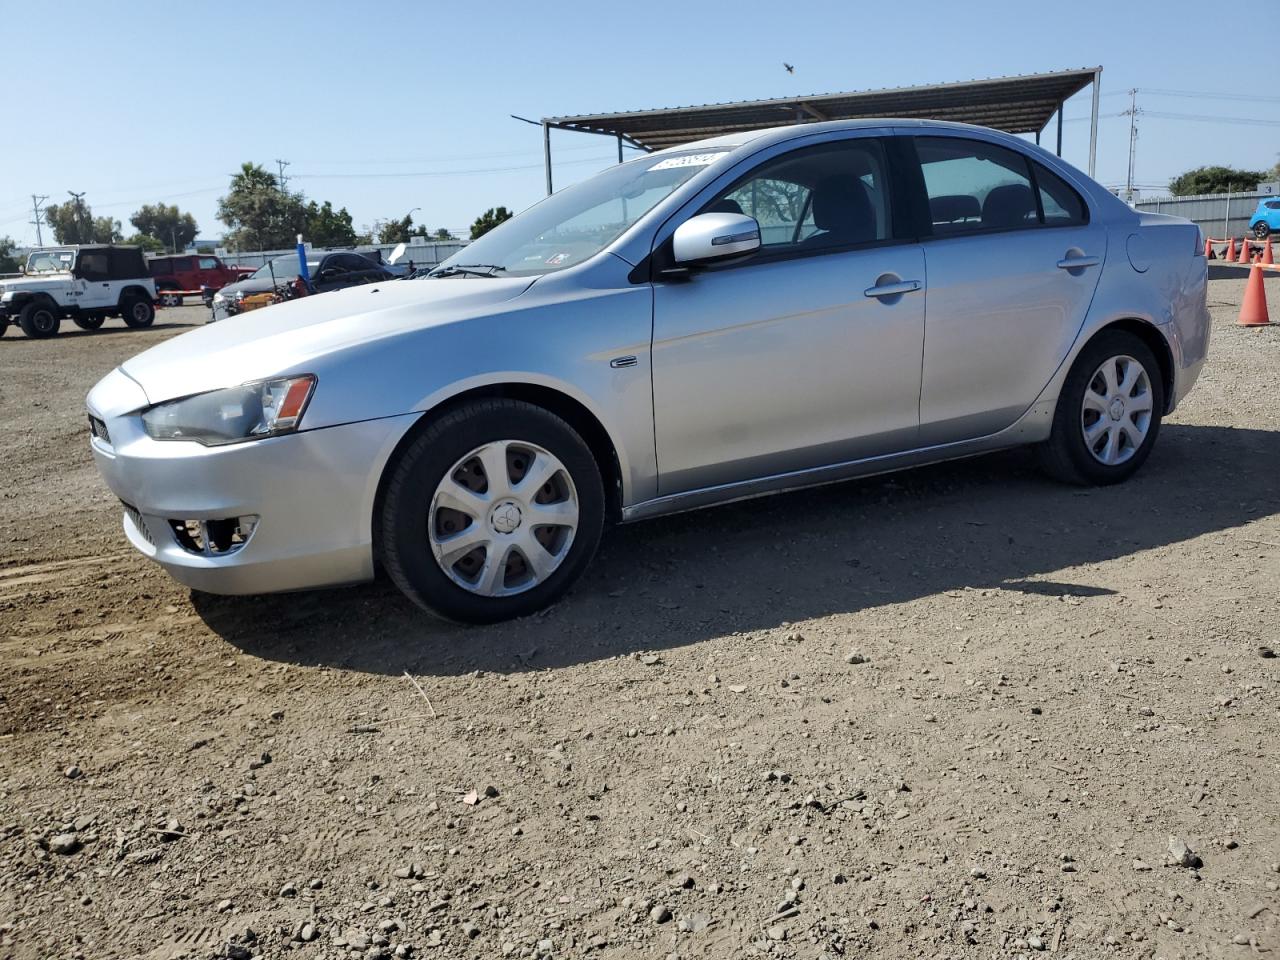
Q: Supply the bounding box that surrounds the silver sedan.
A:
[87,119,1210,623]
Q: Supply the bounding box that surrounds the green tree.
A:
[0,236,20,273]
[377,213,415,245]
[124,232,167,253]
[304,200,358,247]
[93,216,123,243]
[433,227,452,240]
[217,162,306,250]
[470,206,512,240]
[1168,166,1269,196]
[130,203,198,252]
[44,194,95,244]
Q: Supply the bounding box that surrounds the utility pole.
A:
[29,194,48,247]
[1123,89,1141,204]
[274,159,291,191]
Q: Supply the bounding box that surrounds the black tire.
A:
[18,300,60,339]
[121,293,155,329]
[1254,222,1271,240]
[0,317,8,338]
[380,399,605,623]
[73,315,105,331]
[1037,330,1165,486]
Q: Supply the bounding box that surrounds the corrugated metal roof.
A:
[546,68,1100,150]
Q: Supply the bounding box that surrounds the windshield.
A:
[434,149,730,278]
[25,250,75,274]
[249,257,319,281]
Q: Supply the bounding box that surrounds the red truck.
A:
[147,254,251,302]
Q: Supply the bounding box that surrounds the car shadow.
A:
[1,322,201,342]
[192,423,1280,677]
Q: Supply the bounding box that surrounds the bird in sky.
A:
[783,63,795,74]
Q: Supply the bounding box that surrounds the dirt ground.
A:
[1,283,1278,960]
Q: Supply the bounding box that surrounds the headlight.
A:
[142,375,316,445]
[212,292,226,304]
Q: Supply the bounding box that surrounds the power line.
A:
[292,154,622,180]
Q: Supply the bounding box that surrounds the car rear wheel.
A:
[1254,222,1271,240]
[73,315,105,331]
[1037,330,1164,485]
[380,399,605,623]
[18,301,60,339]
[121,293,155,328]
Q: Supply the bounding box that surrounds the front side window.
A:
[77,251,109,281]
[708,139,891,252]
[432,148,730,278]
[917,137,1037,234]
[199,257,219,270]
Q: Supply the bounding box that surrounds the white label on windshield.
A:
[650,153,721,171]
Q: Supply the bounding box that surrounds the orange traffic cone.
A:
[1205,238,1217,260]
[1238,263,1272,327]
[1225,237,1238,262]
[1264,238,1274,266]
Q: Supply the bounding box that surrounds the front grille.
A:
[88,415,110,446]
[121,501,154,547]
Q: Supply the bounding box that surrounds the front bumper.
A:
[87,375,420,594]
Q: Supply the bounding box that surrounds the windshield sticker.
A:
[649,153,721,171]
[544,253,570,266]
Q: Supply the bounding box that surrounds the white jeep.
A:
[0,245,157,339]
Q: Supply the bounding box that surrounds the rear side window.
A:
[1266,200,1280,210]
[149,258,172,275]
[917,137,1036,234]
[1035,163,1088,225]
[107,248,146,279]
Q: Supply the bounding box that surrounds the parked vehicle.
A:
[148,253,242,297]
[88,119,1210,623]
[1248,198,1280,239]
[209,252,393,320]
[1,245,155,338]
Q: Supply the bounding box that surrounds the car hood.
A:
[121,276,537,404]
[1,274,73,291]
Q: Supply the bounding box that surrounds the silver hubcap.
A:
[429,440,578,597]
[1081,354,1153,465]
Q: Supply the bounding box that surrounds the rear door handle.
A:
[863,279,921,298]
[1056,255,1101,270]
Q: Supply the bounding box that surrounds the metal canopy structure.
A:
[538,67,1102,194]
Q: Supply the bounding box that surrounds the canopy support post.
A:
[1056,100,1064,156]
[543,121,553,196]
[1088,67,1101,178]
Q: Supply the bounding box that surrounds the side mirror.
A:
[672,212,761,266]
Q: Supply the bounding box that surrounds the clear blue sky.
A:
[1,0,1275,247]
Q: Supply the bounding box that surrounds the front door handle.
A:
[1056,255,1101,270]
[863,279,921,299]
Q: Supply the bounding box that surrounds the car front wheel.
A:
[380,399,605,623]
[18,301,60,338]
[1037,330,1165,485]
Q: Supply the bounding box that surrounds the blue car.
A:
[1249,198,1280,238]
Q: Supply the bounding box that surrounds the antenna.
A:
[29,194,48,247]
